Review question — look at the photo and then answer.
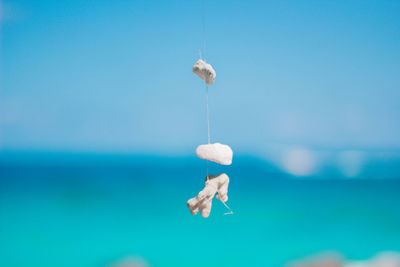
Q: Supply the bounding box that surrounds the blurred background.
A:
[1,0,400,266]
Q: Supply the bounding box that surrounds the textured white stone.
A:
[196,143,233,165]
[192,59,216,85]
[187,173,230,218]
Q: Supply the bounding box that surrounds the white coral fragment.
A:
[187,173,230,218]
[196,143,233,165]
[192,59,216,85]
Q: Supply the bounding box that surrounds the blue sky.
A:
[1,0,400,159]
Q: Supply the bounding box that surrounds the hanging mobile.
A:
[186,0,234,218]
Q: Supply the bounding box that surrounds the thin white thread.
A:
[200,0,233,216]
[206,85,210,144]
[201,0,206,61]
[206,85,210,177]
[222,201,234,215]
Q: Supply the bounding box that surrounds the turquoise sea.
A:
[1,153,400,267]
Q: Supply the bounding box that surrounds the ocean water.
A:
[1,153,400,267]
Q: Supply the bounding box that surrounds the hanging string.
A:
[202,0,210,179]
[201,0,210,146]
[205,84,210,178]
[200,0,233,216]
[206,85,210,144]
[201,0,206,61]
[222,201,234,215]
